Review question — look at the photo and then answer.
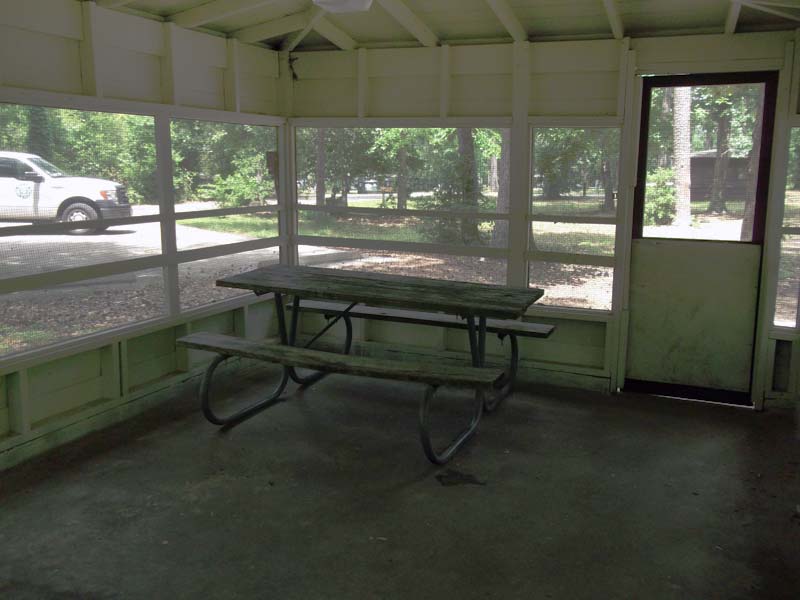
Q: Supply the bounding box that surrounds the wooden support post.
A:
[439,44,450,118]
[507,41,531,288]
[358,47,368,118]
[155,114,180,316]
[161,22,179,105]
[80,1,102,97]
[224,38,241,112]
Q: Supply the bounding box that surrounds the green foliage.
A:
[644,168,677,226]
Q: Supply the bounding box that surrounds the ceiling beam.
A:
[234,12,308,43]
[738,0,800,23]
[601,0,624,39]
[725,1,742,34]
[376,0,438,47]
[171,0,279,29]
[484,0,527,42]
[313,16,358,50]
[97,0,135,7]
[282,6,326,52]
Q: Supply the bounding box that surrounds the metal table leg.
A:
[199,291,292,426]
[286,295,354,387]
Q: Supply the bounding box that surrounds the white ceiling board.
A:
[618,0,729,36]
[324,2,416,44]
[403,0,507,40]
[204,0,308,32]
[509,0,611,38]
[127,0,206,17]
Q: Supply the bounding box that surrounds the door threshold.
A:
[623,379,753,408]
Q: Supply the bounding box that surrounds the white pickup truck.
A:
[0,151,131,233]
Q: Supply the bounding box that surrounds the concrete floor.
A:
[1,365,799,599]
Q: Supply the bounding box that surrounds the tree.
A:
[492,129,511,245]
[672,86,692,227]
[741,85,765,240]
[315,128,326,207]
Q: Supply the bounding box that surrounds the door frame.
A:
[624,70,780,405]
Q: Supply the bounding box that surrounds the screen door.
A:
[625,72,778,405]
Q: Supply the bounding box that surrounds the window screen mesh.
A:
[775,234,800,328]
[295,127,511,215]
[530,222,616,256]
[299,246,507,285]
[178,248,281,310]
[0,268,166,356]
[171,119,279,211]
[176,211,279,252]
[529,261,613,310]
[531,128,619,217]
[0,103,159,280]
[298,210,505,247]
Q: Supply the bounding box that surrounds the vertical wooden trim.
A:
[279,51,293,118]
[439,44,450,118]
[507,41,531,287]
[357,48,368,118]
[224,38,241,113]
[616,38,630,119]
[8,370,30,435]
[279,124,298,266]
[752,45,795,409]
[791,29,800,116]
[155,114,180,315]
[80,1,102,97]
[613,49,640,391]
[161,22,178,105]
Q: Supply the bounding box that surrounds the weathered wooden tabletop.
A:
[218,265,543,320]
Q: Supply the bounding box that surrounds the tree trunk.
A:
[672,87,692,227]
[342,174,350,207]
[397,145,408,210]
[493,129,511,246]
[741,86,765,240]
[27,106,55,160]
[315,128,326,207]
[707,112,731,214]
[457,128,481,243]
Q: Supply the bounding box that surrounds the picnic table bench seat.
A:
[289,300,555,339]
[177,332,504,464]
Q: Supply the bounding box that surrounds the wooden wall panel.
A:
[0,0,82,40]
[0,26,82,94]
[294,79,358,116]
[100,46,162,103]
[0,376,9,438]
[94,6,163,56]
[450,74,512,116]
[369,76,439,117]
[530,72,618,116]
[27,349,107,426]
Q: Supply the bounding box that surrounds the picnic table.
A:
[180,265,546,463]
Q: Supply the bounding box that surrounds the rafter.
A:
[601,0,624,40]
[376,0,438,47]
[235,12,309,44]
[725,1,742,34]
[313,16,358,50]
[739,0,800,23]
[484,0,527,42]
[171,0,279,29]
[282,6,325,52]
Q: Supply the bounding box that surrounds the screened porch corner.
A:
[2,0,800,595]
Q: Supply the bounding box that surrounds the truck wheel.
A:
[62,202,100,234]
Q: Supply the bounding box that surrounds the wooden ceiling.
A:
[98,0,800,51]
